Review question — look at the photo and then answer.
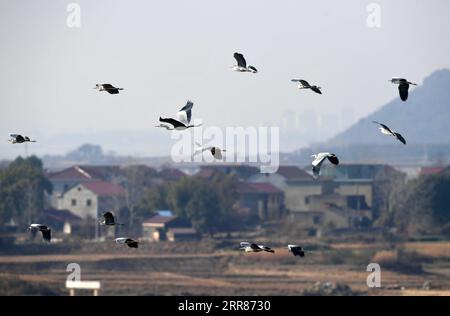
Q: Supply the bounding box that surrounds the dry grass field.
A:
[1,239,450,296]
[0,242,450,296]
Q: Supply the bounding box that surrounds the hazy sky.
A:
[1,0,450,159]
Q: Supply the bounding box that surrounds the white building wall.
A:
[57,184,99,219]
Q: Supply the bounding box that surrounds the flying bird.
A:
[193,142,226,160]
[115,237,139,248]
[232,53,258,73]
[291,79,322,94]
[372,121,406,144]
[390,78,417,101]
[287,245,305,257]
[8,134,36,144]
[99,211,123,226]
[156,100,201,130]
[240,241,274,253]
[311,153,339,179]
[93,83,124,94]
[29,224,51,242]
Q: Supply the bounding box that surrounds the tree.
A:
[0,156,52,226]
[119,165,158,227]
[391,173,450,235]
[139,173,238,234]
[372,166,406,226]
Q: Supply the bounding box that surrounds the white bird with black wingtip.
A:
[287,245,306,257]
[115,237,139,248]
[390,77,417,101]
[311,152,339,179]
[372,121,406,145]
[291,79,322,94]
[232,53,258,73]
[29,224,51,242]
[239,241,275,253]
[93,83,124,94]
[8,134,36,144]
[156,100,202,130]
[193,142,226,160]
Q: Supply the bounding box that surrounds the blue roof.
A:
[157,210,174,217]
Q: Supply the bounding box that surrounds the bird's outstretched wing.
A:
[391,77,406,84]
[248,66,258,73]
[394,132,406,145]
[193,145,206,157]
[159,117,186,128]
[311,86,322,94]
[103,211,115,225]
[290,246,305,257]
[234,52,247,68]
[15,135,25,142]
[211,147,223,159]
[372,121,393,134]
[102,84,120,94]
[312,153,329,179]
[299,80,311,87]
[398,83,409,101]
[102,84,116,90]
[177,100,194,124]
[262,246,274,253]
[125,239,138,248]
[42,229,51,242]
[250,243,260,250]
[311,153,328,167]
[326,154,339,165]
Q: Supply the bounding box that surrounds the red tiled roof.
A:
[159,168,185,179]
[82,181,126,196]
[420,167,446,175]
[198,165,260,177]
[277,166,313,180]
[236,182,283,194]
[48,166,102,181]
[196,168,218,178]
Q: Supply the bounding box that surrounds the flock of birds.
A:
[240,242,308,257]
[18,51,417,254]
[29,212,305,256]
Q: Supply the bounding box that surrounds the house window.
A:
[313,215,321,225]
[305,197,310,204]
[71,199,77,206]
[86,199,92,207]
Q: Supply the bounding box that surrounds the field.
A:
[1,238,450,296]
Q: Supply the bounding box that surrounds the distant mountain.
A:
[329,69,450,146]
